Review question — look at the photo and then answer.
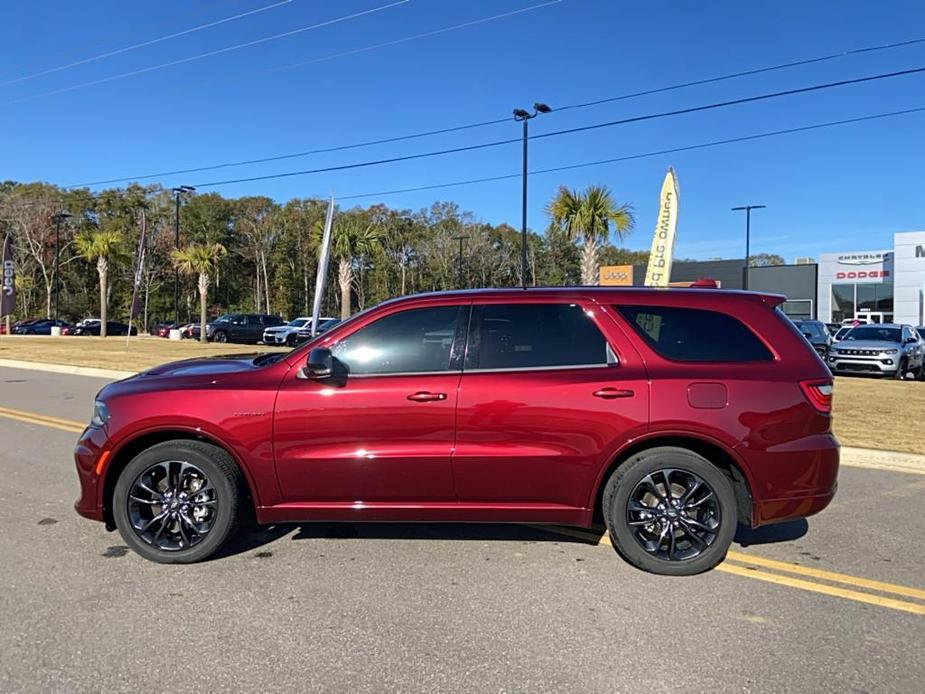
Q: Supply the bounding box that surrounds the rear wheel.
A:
[603,446,736,575]
[113,440,243,563]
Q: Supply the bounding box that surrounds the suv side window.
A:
[617,305,772,362]
[332,306,464,375]
[467,303,611,371]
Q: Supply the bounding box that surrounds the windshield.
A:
[213,314,232,323]
[793,321,826,339]
[844,326,901,342]
[834,327,852,340]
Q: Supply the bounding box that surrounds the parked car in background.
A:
[824,323,840,336]
[0,317,43,334]
[827,323,924,379]
[791,319,831,359]
[72,321,138,336]
[294,317,341,344]
[11,318,70,335]
[150,322,178,338]
[262,317,315,346]
[76,287,838,575]
[200,313,284,344]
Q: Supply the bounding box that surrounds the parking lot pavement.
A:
[1,366,924,692]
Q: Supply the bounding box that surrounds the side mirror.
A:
[802,331,814,340]
[302,347,334,380]
[905,337,917,344]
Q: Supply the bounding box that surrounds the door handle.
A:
[407,391,447,402]
[593,387,634,399]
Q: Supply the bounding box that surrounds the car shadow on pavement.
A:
[214,519,810,560]
[215,522,602,560]
[734,519,808,547]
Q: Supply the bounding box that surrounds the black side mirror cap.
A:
[301,347,334,380]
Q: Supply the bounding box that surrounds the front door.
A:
[274,304,467,502]
[452,301,649,510]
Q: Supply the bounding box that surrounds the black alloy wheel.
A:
[603,446,737,575]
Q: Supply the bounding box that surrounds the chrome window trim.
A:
[462,362,616,375]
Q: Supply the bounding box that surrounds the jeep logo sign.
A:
[1,260,12,294]
[1,234,14,317]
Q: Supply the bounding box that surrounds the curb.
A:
[840,446,925,476]
[0,358,135,380]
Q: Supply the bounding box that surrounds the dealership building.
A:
[617,230,925,326]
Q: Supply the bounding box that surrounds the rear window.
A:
[616,305,772,362]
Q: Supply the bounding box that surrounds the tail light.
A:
[800,379,833,413]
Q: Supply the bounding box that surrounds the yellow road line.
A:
[528,525,925,615]
[0,406,85,433]
[725,550,925,602]
[717,563,925,616]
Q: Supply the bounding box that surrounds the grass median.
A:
[0,335,922,454]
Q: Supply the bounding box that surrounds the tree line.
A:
[0,179,677,336]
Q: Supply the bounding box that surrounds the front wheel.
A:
[112,440,243,563]
[602,446,737,576]
[212,330,228,344]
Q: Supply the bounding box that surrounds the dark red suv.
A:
[74,288,838,574]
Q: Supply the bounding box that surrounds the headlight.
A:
[882,349,898,355]
[90,401,110,428]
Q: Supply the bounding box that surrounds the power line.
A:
[64,32,925,188]
[334,106,925,200]
[183,64,925,188]
[0,0,294,87]
[3,1,410,106]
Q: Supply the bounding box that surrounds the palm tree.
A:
[546,185,634,285]
[172,243,227,344]
[315,217,381,319]
[74,229,127,337]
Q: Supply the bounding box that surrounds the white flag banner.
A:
[644,168,680,287]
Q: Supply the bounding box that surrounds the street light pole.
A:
[51,211,71,321]
[453,235,468,289]
[513,102,551,288]
[731,204,766,290]
[171,186,195,324]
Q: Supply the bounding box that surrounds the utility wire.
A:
[65,32,925,188]
[0,0,294,87]
[334,106,925,200]
[3,1,409,106]
[184,64,925,188]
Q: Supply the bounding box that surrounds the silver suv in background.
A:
[827,324,924,380]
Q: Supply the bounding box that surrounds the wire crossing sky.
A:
[3,0,924,261]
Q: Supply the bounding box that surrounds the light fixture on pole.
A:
[51,210,72,322]
[171,186,195,324]
[513,102,551,288]
[731,204,766,290]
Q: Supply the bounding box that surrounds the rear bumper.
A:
[73,426,110,522]
[746,433,840,526]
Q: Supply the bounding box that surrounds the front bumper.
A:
[73,425,110,522]
[827,351,898,375]
[262,331,289,345]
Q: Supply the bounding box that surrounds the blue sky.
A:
[2,0,924,261]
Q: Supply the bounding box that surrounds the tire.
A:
[286,334,297,347]
[213,330,228,344]
[602,446,737,576]
[112,439,243,564]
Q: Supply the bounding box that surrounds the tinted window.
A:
[844,326,901,343]
[793,321,827,340]
[469,303,610,370]
[617,305,772,362]
[333,306,462,375]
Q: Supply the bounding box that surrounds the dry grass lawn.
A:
[0,335,286,373]
[0,336,922,454]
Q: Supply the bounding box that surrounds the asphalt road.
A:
[1,366,923,693]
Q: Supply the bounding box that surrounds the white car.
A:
[262,317,329,346]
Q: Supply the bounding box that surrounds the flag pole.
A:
[311,195,335,338]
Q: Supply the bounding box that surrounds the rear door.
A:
[452,300,648,510]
